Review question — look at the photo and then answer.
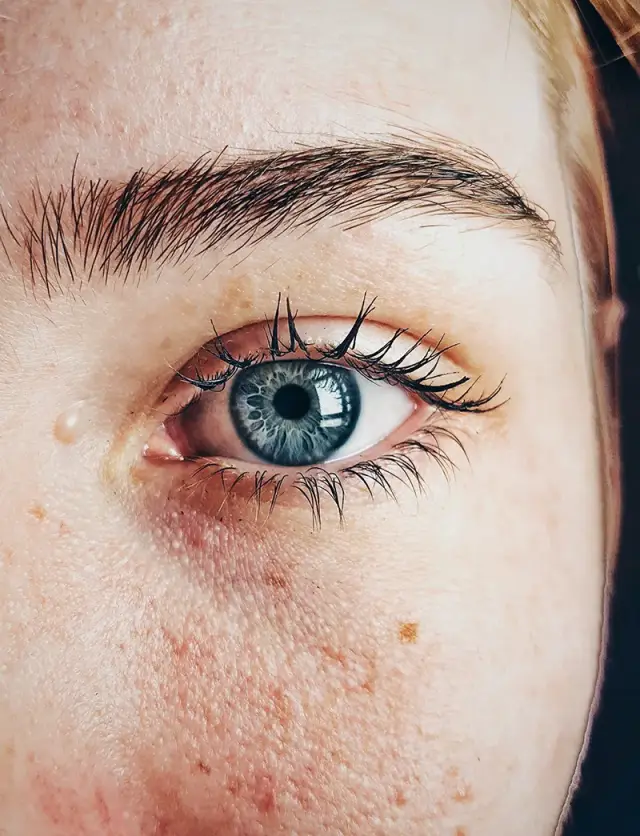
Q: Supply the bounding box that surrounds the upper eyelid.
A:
[171,307,503,415]
[0,137,559,299]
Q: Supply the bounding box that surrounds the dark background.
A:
[565,3,640,834]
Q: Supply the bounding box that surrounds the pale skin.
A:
[0,1,610,834]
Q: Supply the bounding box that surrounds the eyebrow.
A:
[0,138,559,297]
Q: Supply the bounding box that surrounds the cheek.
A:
[0,500,483,835]
[0,415,602,836]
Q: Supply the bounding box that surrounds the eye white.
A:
[323,371,415,463]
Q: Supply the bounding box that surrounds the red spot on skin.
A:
[29,504,47,521]
[196,760,211,775]
[32,770,80,829]
[361,669,376,694]
[254,774,277,815]
[161,626,189,661]
[225,773,277,816]
[94,788,111,826]
[398,622,419,643]
[264,566,290,591]
[226,776,241,797]
[321,646,347,665]
[455,829,467,836]
[394,789,407,807]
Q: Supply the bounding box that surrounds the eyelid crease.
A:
[0,136,559,299]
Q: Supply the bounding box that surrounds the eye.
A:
[143,296,502,523]
[166,358,415,467]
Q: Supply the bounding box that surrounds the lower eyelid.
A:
[138,411,468,531]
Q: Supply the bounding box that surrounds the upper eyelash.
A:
[177,293,504,413]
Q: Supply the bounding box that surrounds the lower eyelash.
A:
[178,418,465,529]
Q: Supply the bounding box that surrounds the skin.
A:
[0,1,611,834]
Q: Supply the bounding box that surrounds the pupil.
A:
[272,384,311,421]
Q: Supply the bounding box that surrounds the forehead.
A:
[0,0,584,278]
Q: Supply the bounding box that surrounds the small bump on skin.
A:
[28,504,47,521]
[398,622,419,643]
[53,401,88,445]
[196,760,211,775]
[453,785,474,803]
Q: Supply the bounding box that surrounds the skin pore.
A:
[0,1,614,834]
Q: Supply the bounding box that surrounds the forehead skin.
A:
[2,0,570,237]
[0,2,605,836]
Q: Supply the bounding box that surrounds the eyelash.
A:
[167,295,503,527]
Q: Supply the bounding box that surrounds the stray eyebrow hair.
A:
[0,137,559,297]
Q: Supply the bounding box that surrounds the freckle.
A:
[53,401,87,445]
[160,336,173,350]
[197,760,211,775]
[394,789,407,807]
[398,622,419,643]
[29,504,47,521]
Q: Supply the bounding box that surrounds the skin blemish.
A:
[161,626,190,662]
[394,789,408,807]
[263,562,292,593]
[254,773,277,815]
[446,766,474,804]
[226,772,278,815]
[28,504,47,521]
[196,760,212,775]
[398,622,419,643]
[94,788,112,827]
[453,784,474,803]
[321,645,347,666]
[53,400,88,445]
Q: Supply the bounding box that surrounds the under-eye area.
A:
[142,295,504,526]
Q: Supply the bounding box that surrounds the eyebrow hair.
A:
[0,138,559,297]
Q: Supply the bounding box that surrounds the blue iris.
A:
[229,360,361,466]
